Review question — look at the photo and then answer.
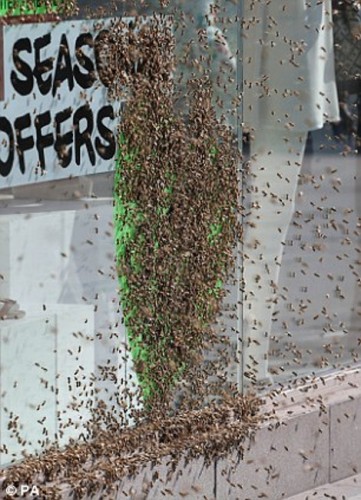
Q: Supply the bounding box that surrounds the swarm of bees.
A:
[112,16,240,410]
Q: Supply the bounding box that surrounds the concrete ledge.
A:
[126,456,215,500]
[216,410,329,499]
[286,471,361,499]
[214,368,361,499]
[47,455,216,500]
[330,396,361,482]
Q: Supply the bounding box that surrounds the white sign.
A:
[0,18,126,188]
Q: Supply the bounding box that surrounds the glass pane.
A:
[241,0,360,388]
[0,0,243,465]
[3,0,359,469]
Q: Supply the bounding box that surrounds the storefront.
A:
[0,1,360,498]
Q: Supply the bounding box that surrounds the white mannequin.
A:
[242,128,307,382]
[242,0,339,383]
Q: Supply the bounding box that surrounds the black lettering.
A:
[73,33,96,89]
[73,104,95,166]
[52,34,74,97]
[15,113,34,174]
[11,38,33,96]
[0,117,15,177]
[33,34,53,96]
[55,107,73,168]
[35,111,54,170]
[95,105,115,160]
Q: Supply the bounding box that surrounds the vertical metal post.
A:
[236,0,244,393]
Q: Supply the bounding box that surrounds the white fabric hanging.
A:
[243,0,340,131]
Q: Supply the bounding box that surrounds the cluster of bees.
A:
[112,16,241,410]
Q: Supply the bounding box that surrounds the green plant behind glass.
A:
[0,0,70,16]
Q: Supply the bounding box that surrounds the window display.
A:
[0,3,359,497]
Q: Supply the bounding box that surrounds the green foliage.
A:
[0,0,74,15]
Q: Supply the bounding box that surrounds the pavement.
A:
[286,472,361,500]
[267,126,361,385]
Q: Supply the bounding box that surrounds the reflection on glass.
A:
[0,0,359,471]
[242,0,360,386]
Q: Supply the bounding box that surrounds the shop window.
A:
[0,2,360,496]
